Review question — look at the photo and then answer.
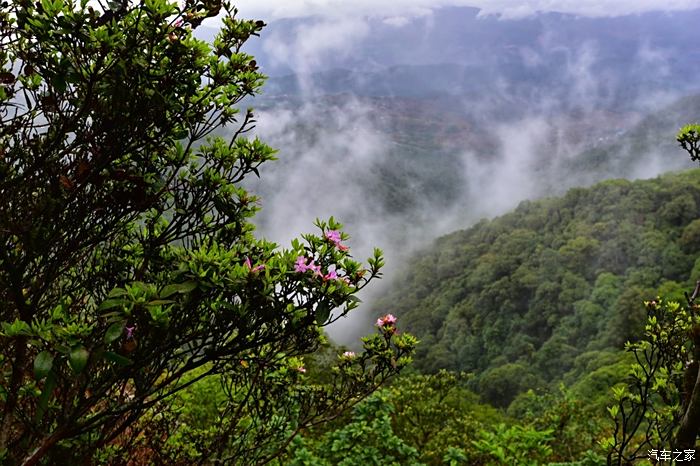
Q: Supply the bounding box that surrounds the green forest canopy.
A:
[380,168,700,406]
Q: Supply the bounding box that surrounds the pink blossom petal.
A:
[325,230,341,244]
[309,261,322,276]
[294,256,308,273]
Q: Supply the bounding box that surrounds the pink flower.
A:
[325,230,341,244]
[294,256,308,272]
[244,257,265,273]
[297,366,306,373]
[324,269,338,281]
[295,256,323,277]
[309,261,321,276]
[375,314,398,328]
[325,230,349,251]
[342,351,356,358]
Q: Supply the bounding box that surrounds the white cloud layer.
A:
[232,0,700,20]
[262,17,370,82]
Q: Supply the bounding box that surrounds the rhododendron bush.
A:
[0,1,416,464]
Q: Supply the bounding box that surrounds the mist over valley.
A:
[225,5,700,344]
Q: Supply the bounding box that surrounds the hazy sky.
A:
[232,0,700,20]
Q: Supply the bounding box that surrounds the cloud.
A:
[458,117,552,217]
[635,41,673,79]
[233,0,700,21]
[262,18,370,79]
[247,99,389,257]
[382,16,412,27]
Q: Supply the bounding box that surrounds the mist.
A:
[230,6,700,345]
[245,98,455,341]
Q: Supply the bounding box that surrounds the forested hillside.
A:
[6,0,700,463]
[379,169,700,406]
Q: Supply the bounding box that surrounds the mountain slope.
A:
[378,169,700,406]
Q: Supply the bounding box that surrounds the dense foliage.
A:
[605,298,692,464]
[603,125,700,464]
[276,370,609,465]
[0,1,415,464]
[380,168,700,406]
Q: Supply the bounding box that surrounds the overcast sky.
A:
[231,0,700,20]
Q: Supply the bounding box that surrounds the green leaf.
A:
[146,299,176,306]
[33,351,54,380]
[315,302,331,324]
[104,321,125,344]
[51,74,66,93]
[97,298,128,312]
[68,346,89,374]
[104,351,133,366]
[160,281,197,298]
[55,345,70,355]
[35,371,56,423]
[102,311,125,322]
[1,318,32,337]
[107,287,127,298]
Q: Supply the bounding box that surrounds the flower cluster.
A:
[244,257,265,273]
[342,351,356,358]
[376,314,397,328]
[294,256,321,275]
[294,256,349,283]
[325,230,349,251]
[375,314,399,337]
